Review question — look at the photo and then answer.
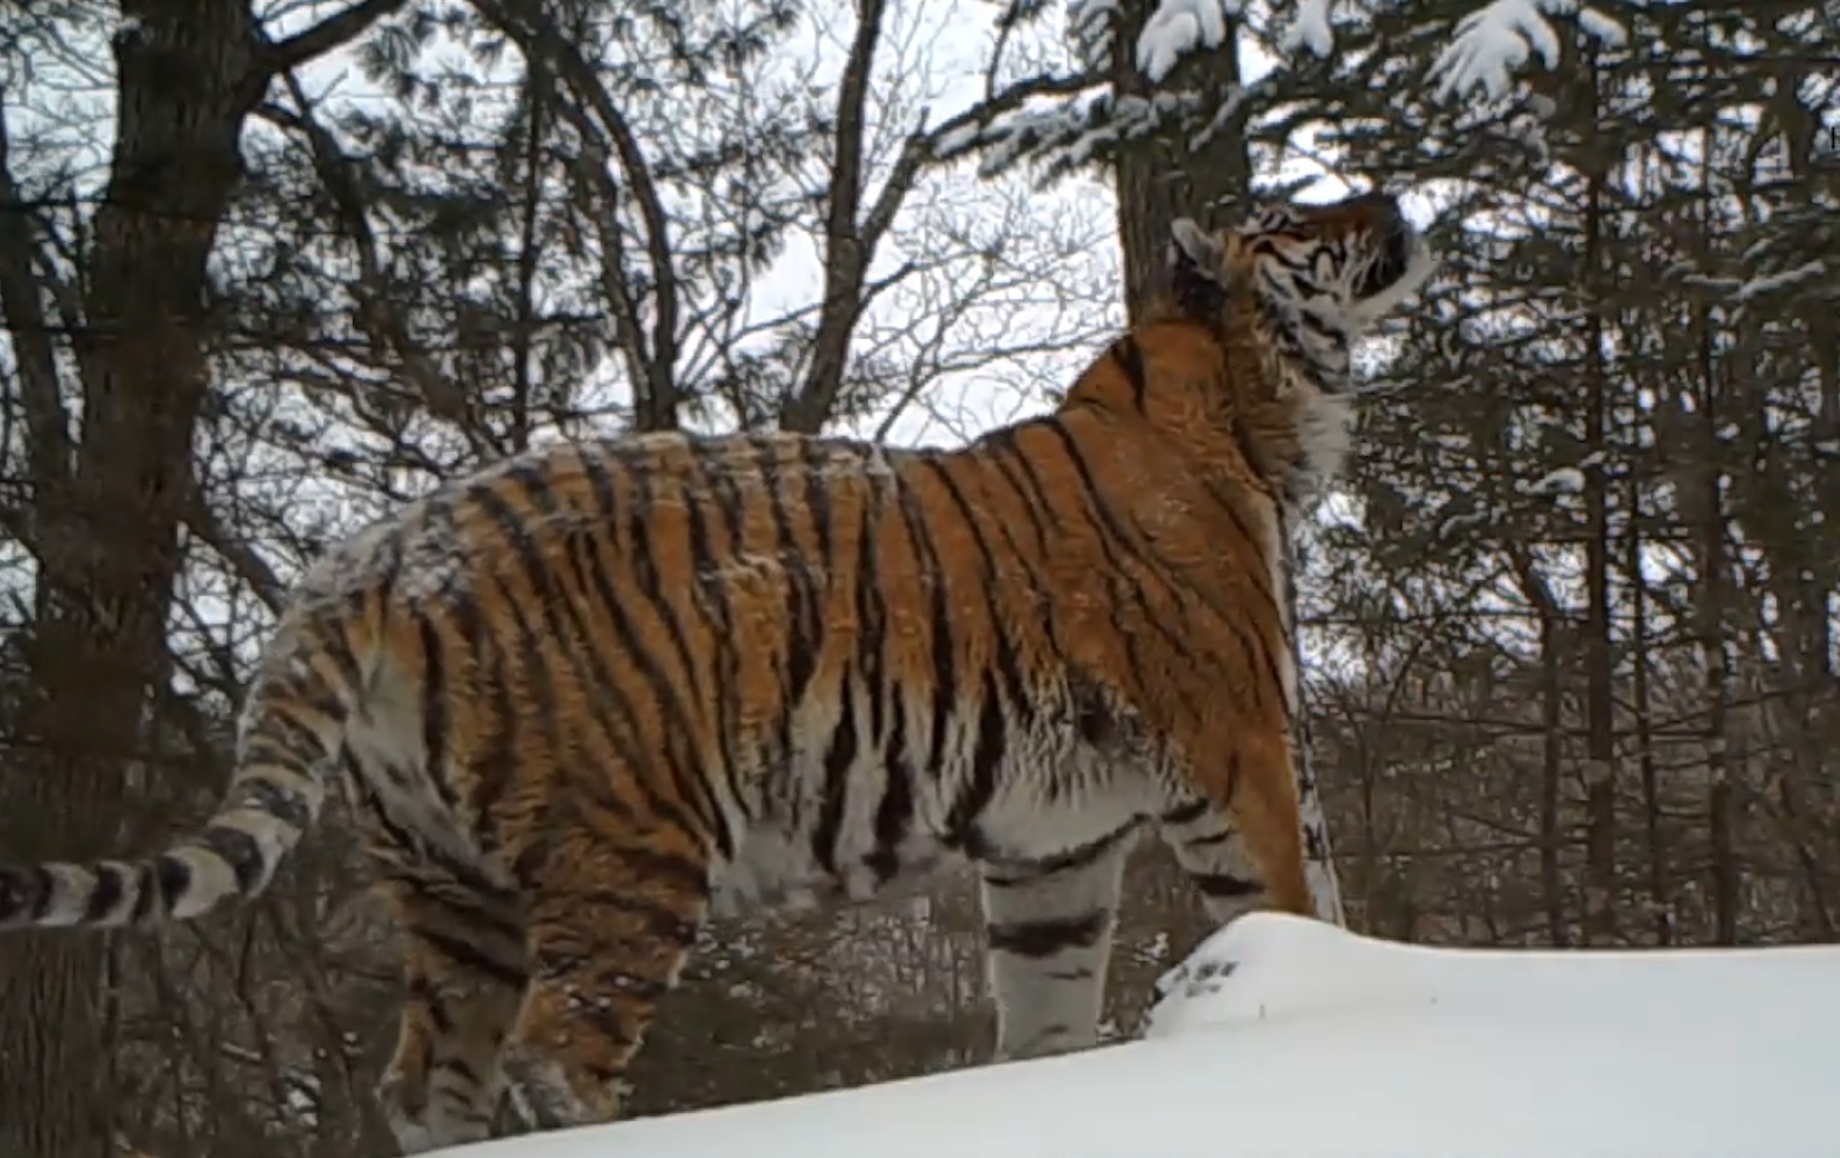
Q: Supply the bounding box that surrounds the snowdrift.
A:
[441,914,1840,1158]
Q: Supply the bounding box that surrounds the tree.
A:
[0,4,414,1153]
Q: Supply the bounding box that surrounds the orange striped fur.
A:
[0,193,1434,1152]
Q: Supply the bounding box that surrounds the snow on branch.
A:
[1429,0,1628,104]
[1732,260,1829,305]
[1279,0,1336,58]
[1518,466,1585,498]
[1136,0,1241,84]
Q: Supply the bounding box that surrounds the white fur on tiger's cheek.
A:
[1169,217,1224,277]
[1347,234,1438,330]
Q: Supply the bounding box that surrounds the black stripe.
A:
[1190,872,1262,899]
[981,430,1058,555]
[491,456,698,841]
[614,845,710,897]
[895,461,954,775]
[623,461,713,733]
[562,529,719,846]
[986,912,1107,958]
[854,468,889,749]
[575,887,701,946]
[915,457,1033,722]
[28,867,59,922]
[1112,335,1148,411]
[314,617,367,697]
[196,825,266,892]
[127,864,160,922]
[978,432,1077,672]
[154,856,192,917]
[982,821,1138,886]
[585,518,725,843]
[245,707,328,766]
[568,1001,640,1049]
[865,732,913,885]
[419,615,449,785]
[812,690,858,876]
[757,437,823,712]
[407,976,454,1032]
[1161,798,1209,825]
[943,669,1006,854]
[673,452,750,840]
[1187,477,1294,715]
[1039,416,1208,672]
[231,774,314,830]
[430,592,486,820]
[0,869,33,924]
[469,612,520,841]
[82,865,126,923]
[466,485,589,826]
[416,926,528,990]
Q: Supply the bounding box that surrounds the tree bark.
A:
[1109,0,1252,324]
[1576,45,1618,948]
[1509,548,1569,947]
[0,1,401,1151]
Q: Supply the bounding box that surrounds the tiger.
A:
[0,191,1434,1153]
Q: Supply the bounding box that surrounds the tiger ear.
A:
[1167,217,1228,322]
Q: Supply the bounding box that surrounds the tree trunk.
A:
[1510,550,1569,948]
[1108,0,1253,324]
[1687,135,1737,946]
[1626,463,1669,946]
[1577,45,1618,948]
[0,3,269,1153]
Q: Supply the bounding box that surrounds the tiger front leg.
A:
[503,826,711,1132]
[978,834,1131,1062]
[1156,727,1317,927]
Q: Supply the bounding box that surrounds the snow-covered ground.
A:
[437,913,1840,1158]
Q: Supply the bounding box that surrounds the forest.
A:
[0,0,1835,1155]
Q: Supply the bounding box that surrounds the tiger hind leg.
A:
[1156,734,1317,926]
[979,831,1133,1061]
[503,826,711,1131]
[375,879,529,1155]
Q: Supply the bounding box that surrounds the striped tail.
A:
[0,629,352,932]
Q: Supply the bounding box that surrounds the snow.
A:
[1519,465,1585,497]
[1067,0,1122,69]
[1280,0,1336,58]
[1429,0,1627,103]
[1135,0,1240,84]
[1734,260,1828,303]
[426,913,1840,1158]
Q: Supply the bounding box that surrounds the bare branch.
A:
[185,491,286,616]
[781,0,889,435]
[263,0,408,74]
[260,76,479,444]
[544,94,664,433]
[924,71,1101,166]
[0,104,71,490]
[477,0,683,431]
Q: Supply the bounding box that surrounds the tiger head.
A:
[1153,192,1434,504]
[1167,191,1436,393]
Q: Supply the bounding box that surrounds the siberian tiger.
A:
[0,192,1434,1152]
